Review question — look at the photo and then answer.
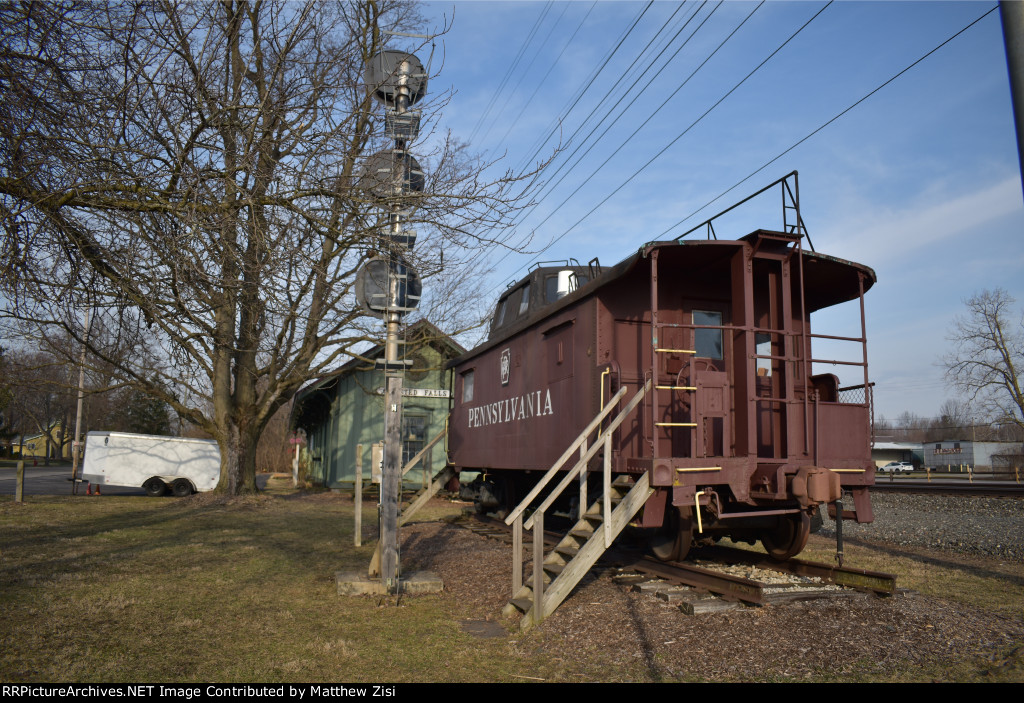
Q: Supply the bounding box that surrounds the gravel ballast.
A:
[819,492,1024,561]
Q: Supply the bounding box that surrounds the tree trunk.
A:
[218,420,260,495]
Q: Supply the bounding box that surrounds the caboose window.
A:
[462,370,474,403]
[693,310,723,359]
[495,297,509,328]
[544,275,559,303]
[755,332,772,376]
[518,283,531,317]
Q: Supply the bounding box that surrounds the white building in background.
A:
[922,440,1023,473]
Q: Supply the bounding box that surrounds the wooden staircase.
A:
[502,473,652,630]
[501,380,651,630]
[399,464,454,526]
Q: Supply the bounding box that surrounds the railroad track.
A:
[870,479,1024,497]
[459,513,896,614]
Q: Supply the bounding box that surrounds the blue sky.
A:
[407,0,1022,422]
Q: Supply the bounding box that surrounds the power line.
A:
[459,1,658,275]
[513,1,655,174]
[514,0,831,273]
[488,0,770,275]
[521,1,718,224]
[479,1,707,267]
[477,2,571,147]
[660,3,1001,239]
[468,1,553,144]
[489,1,588,151]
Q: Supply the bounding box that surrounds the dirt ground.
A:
[399,508,1024,682]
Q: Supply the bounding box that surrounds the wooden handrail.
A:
[504,385,629,526]
[400,427,446,477]
[524,380,650,530]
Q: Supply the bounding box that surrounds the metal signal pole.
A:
[359,47,429,594]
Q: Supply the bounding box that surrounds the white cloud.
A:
[820,175,1022,264]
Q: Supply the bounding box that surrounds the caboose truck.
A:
[447,174,875,622]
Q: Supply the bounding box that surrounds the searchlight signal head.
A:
[365,50,428,110]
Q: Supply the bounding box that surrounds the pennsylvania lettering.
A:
[466,389,553,428]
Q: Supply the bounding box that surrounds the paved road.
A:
[0,462,145,496]
[0,461,272,497]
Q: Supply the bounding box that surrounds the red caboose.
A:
[448,191,875,562]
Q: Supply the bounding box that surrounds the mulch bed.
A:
[399,508,1024,681]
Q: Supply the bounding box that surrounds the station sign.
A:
[374,387,450,398]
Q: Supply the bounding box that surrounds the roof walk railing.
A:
[675,171,815,252]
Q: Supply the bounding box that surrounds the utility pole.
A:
[70,307,91,495]
[1000,1,1024,202]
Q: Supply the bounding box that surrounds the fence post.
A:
[512,516,522,596]
[15,460,24,503]
[354,444,362,547]
[578,439,587,520]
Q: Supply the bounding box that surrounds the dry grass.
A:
[0,489,501,683]
[1,488,1021,683]
[797,534,1024,621]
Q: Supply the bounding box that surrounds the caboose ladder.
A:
[501,381,652,631]
[502,474,652,632]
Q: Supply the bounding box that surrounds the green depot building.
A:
[291,320,465,489]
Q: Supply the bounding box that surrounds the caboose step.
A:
[508,473,653,631]
[509,598,533,613]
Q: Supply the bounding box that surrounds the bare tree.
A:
[923,398,972,442]
[889,411,926,443]
[943,289,1024,435]
[0,1,542,493]
[2,349,77,462]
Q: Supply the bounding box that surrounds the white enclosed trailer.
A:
[81,431,220,497]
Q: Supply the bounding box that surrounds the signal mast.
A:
[358,45,429,593]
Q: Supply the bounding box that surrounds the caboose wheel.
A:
[650,506,693,562]
[761,511,811,561]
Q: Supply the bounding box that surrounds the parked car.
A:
[879,461,914,473]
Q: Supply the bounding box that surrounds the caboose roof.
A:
[449,231,876,366]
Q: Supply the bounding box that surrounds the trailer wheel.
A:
[761,511,810,561]
[171,478,194,497]
[650,506,693,562]
[143,477,167,497]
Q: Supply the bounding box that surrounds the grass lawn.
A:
[1,484,513,683]
[2,481,1021,683]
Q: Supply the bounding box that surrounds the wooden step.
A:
[515,473,654,631]
[509,598,533,613]
[521,573,550,587]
